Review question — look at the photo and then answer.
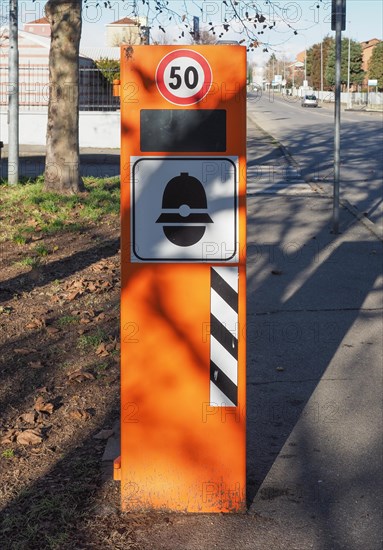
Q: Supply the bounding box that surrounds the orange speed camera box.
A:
[118,45,247,512]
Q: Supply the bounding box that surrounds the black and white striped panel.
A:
[210,266,238,407]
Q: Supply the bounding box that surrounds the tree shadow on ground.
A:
[0,238,119,303]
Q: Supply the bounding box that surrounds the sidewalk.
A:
[244,116,382,549]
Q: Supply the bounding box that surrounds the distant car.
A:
[301,94,318,107]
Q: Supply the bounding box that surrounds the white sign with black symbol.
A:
[131,157,238,262]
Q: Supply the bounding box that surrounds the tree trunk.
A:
[44,0,84,193]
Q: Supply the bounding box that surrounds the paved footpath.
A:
[1,116,382,549]
[245,111,383,550]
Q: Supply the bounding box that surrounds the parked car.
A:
[301,94,318,107]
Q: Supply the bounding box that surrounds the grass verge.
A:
[0,177,120,246]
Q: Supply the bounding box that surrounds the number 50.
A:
[169,65,199,90]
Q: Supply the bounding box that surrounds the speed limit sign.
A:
[156,49,212,105]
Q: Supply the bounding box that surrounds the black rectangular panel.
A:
[140,109,226,152]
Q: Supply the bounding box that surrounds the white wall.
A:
[0,111,121,148]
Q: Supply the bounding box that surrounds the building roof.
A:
[108,17,140,26]
[361,38,381,49]
[0,27,99,61]
[19,30,51,48]
[26,17,49,25]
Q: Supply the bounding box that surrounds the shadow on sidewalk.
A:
[246,194,382,546]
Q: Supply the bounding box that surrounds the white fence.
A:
[283,87,383,109]
[0,111,120,148]
[0,64,121,147]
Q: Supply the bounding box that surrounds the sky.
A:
[2,0,383,64]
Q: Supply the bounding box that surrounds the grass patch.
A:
[18,256,40,269]
[77,329,106,350]
[34,243,49,257]
[11,226,36,245]
[94,362,109,379]
[1,449,15,459]
[57,315,79,327]
[12,233,28,245]
[0,177,120,244]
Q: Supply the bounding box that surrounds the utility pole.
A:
[331,0,346,234]
[8,0,19,185]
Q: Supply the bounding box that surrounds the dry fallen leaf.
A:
[96,343,109,357]
[46,326,60,335]
[18,412,37,424]
[69,409,92,421]
[26,318,45,330]
[67,291,80,301]
[16,429,43,445]
[1,430,16,444]
[93,429,114,440]
[95,312,105,322]
[80,317,91,324]
[34,396,54,415]
[30,446,43,454]
[68,369,95,383]
[28,360,44,369]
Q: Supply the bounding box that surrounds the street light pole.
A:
[320,40,324,97]
[8,0,19,185]
[333,0,343,234]
[347,34,351,108]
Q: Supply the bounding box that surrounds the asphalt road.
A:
[247,91,383,228]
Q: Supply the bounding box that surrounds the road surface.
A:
[247,91,383,228]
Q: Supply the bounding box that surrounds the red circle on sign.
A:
[156,49,212,105]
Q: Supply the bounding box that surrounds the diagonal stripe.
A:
[210,336,238,384]
[211,289,238,339]
[210,382,236,408]
[211,314,238,360]
[210,360,238,406]
[213,266,238,292]
[211,268,238,313]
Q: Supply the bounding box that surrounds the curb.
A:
[336,198,383,241]
[248,115,383,242]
